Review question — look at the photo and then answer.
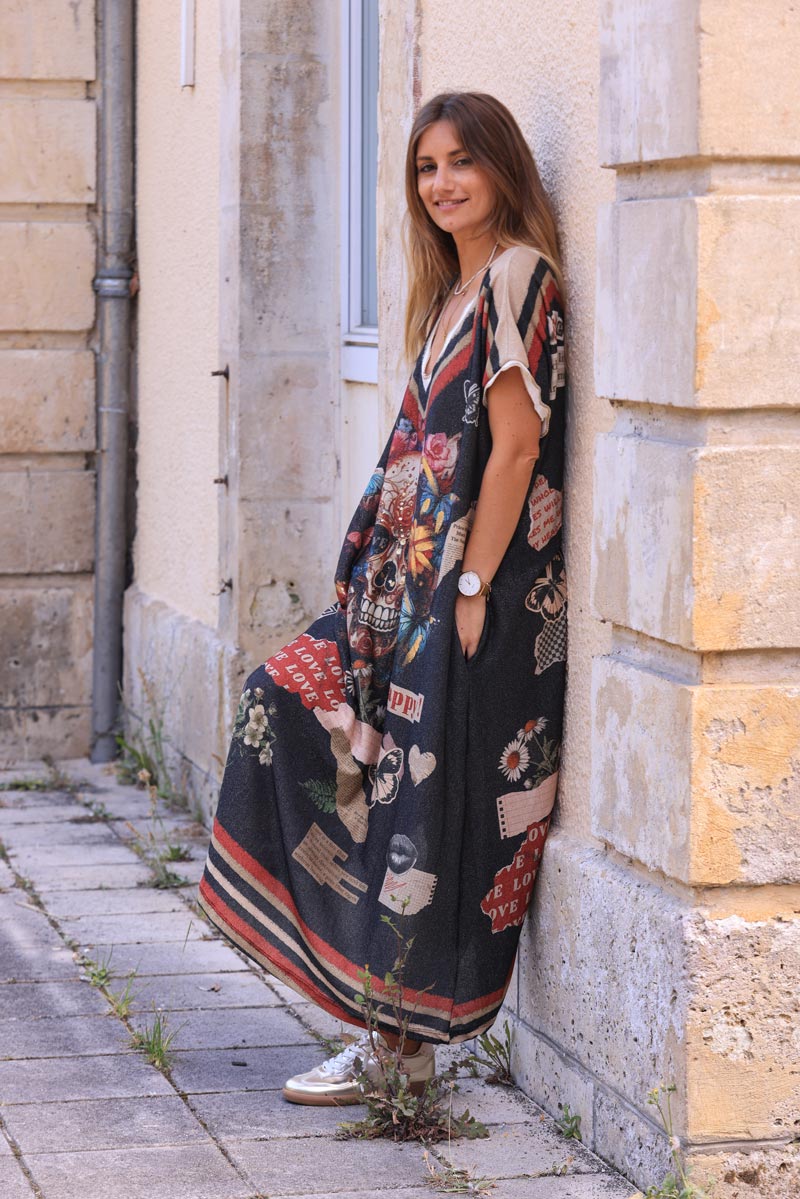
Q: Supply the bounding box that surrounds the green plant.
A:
[422,1149,496,1194]
[115,669,186,808]
[644,1084,716,1199]
[337,908,488,1144]
[125,791,189,890]
[160,841,192,863]
[129,1005,185,1072]
[555,1102,582,1141]
[81,948,115,988]
[107,974,138,1019]
[459,1022,514,1086]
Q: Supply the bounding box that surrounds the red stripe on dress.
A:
[211,819,508,1022]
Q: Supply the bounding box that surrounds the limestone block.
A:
[593,437,800,651]
[593,656,800,885]
[685,1142,800,1199]
[599,0,698,167]
[595,198,697,410]
[692,446,800,651]
[686,910,800,1142]
[0,470,94,574]
[596,196,800,410]
[122,584,246,797]
[0,350,95,453]
[0,706,91,763]
[0,99,96,204]
[506,1013,596,1147]
[592,432,694,645]
[593,1086,675,1193]
[237,353,337,501]
[0,581,92,709]
[0,0,95,81]
[236,498,338,660]
[0,224,95,332]
[600,0,800,164]
[517,831,690,1123]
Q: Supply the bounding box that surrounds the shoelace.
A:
[318,1034,377,1077]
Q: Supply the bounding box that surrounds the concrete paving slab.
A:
[0,981,108,1020]
[0,822,120,850]
[127,971,285,1012]
[0,1133,10,1154]
[227,1135,430,1196]
[2,1095,209,1154]
[0,943,79,983]
[0,804,91,825]
[127,1005,316,1052]
[0,1052,174,1103]
[0,1158,35,1198]
[0,788,77,807]
[0,896,64,948]
[0,860,15,890]
[462,1176,640,1199]
[44,888,186,919]
[0,1013,132,1060]
[440,1121,605,1180]
[23,1143,253,1199]
[168,1044,322,1094]
[9,844,136,869]
[96,939,250,977]
[33,864,155,891]
[186,1087,349,1141]
[66,911,206,947]
[288,1001,352,1045]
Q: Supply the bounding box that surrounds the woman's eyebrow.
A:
[416,147,467,163]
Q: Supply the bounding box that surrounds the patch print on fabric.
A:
[230,687,277,766]
[368,735,404,807]
[525,557,568,676]
[387,682,424,723]
[527,476,563,552]
[480,817,550,934]
[496,772,558,839]
[266,634,346,712]
[379,834,438,916]
[463,380,481,425]
[547,310,566,407]
[291,824,368,905]
[409,745,436,785]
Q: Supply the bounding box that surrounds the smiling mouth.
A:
[435,198,467,210]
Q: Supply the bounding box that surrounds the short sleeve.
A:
[482,245,561,440]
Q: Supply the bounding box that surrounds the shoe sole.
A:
[281,1078,430,1106]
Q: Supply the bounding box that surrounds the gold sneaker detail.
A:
[281,1032,436,1107]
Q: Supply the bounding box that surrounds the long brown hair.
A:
[403,91,565,363]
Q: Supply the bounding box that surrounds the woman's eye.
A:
[417,164,434,174]
[455,158,472,167]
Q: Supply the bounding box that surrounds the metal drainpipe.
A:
[90,0,136,762]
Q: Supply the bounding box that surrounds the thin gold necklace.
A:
[452,242,500,296]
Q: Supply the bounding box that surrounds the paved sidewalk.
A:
[0,760,637,1199]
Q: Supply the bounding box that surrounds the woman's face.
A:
[415,120,495,241]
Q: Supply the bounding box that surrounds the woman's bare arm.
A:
[455,365,542,657]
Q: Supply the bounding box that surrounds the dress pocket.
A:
[455,597,492,669]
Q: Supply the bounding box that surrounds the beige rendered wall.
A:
[0,0,97,759]
[134,0,221,627]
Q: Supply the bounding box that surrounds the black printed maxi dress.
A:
[198,244,568,1044]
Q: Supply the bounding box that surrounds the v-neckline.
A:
[421,292,479,389]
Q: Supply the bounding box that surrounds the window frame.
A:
[340,0,379,384]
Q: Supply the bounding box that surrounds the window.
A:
[341,0,379,384]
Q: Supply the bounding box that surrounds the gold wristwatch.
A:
[458,570,491,598]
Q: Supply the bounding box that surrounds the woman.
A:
[198,91,567,1106]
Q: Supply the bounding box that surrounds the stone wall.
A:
[0,0,97,760]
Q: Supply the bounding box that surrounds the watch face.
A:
[458,570,480,597]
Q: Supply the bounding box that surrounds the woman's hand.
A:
[455,593,488,660]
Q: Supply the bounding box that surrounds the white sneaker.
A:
[282,1031,436,1106]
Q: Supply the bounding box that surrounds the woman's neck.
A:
[453,231,501,284]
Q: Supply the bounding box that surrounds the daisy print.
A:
[518,717,548,742]
[499,736,530,782]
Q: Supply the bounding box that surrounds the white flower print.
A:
[258,744,273,767]
[518,717,548,742]
[498,737,530,782]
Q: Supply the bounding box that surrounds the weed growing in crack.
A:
[336,907,488,1144]
[644,1083,716,1199]
[125,789,189,890]
[422,1149,496,1194]
[115,670,187,809]
[554,1102,582,1141]
[129,1005,185,1072]
[81,948,115,988]
[107,974,138,1019]
[458,1022,514,1086]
